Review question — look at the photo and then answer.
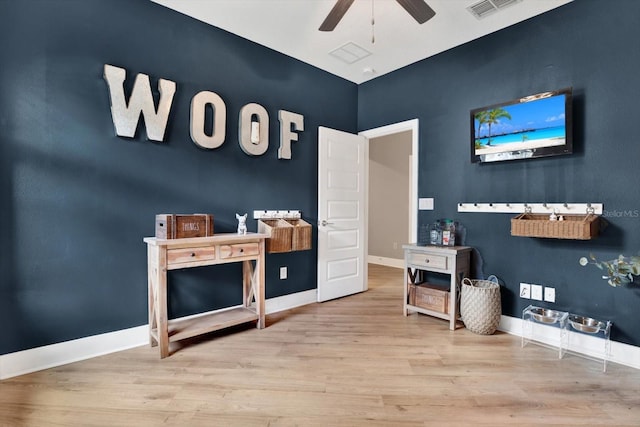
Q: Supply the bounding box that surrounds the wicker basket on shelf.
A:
[257,219,293,253]
[510,213,599,240]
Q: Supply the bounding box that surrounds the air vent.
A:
[329,42,372,65]
[467,0,522,19]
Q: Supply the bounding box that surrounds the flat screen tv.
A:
[470,88,573,163]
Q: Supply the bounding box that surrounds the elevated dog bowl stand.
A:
[522,305,613,372]
[522,305,569,359]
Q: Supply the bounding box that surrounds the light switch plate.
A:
[544,287,556,303]
[531,284,543,301]
[520,283,531,299]
[418,198,434,210]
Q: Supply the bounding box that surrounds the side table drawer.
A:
[408,252,448,270]
[220,243,260,259]
[167,247,216,265]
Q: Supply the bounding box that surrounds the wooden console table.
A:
[402,244,472,330]
[144,233,267,358]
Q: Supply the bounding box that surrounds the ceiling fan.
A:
[319,0,436,31]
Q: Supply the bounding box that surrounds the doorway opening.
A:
[360,119,419,268]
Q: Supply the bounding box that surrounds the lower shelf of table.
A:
[405,303,462,328]
[151,306,259,344]
[405,303,450,320]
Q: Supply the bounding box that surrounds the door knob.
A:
[320,219,334,226]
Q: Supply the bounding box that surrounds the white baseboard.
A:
[498,315,640,370]
[0,325,149,380]
[266,288,317,313]
[0,290,318,380]
[368,255,404,269]
[3,307,638,380]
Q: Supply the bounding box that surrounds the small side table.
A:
[402,244,472,330]
[144,233,267,358]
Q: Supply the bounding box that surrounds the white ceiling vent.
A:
[329,42,372,65]
[468,0,522,19]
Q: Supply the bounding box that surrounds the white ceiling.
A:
[151,0,573,84]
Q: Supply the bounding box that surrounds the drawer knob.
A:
[425,258,430,263]
[240,248,244,253]
[191,252,196,257]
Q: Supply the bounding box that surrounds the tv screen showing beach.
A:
[470,89,572,163]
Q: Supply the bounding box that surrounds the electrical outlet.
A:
[531,284,543,301]
[519,283,531,299]
[544,287,556,303]
[280,266,287,280]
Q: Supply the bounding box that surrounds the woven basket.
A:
[511,213,599,240]
[284,219,312,251]
[257,219,293,253]
[460,275,501,335]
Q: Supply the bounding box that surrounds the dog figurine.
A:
[236,213,247,235]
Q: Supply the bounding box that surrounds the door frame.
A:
[360,119,419,249]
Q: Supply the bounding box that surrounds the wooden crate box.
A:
[408,283,450,314]
[284,219,312,251]
[156,214,214,239]
[258,219,293,253]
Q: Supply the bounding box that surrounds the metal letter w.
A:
[103,64,176,142]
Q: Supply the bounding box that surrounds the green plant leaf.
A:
[582,252,639,287]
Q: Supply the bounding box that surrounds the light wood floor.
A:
[2,264,640,426]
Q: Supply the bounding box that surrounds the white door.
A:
[317,127,368,302]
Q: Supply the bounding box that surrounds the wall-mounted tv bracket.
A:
[457,203,603,215]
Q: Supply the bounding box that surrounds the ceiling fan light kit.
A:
[319,0,436,32]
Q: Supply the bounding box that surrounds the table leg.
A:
[148,271,157,347]
[449,273,457,331]
[156,268,169,358]
[150,246,169,359]
[242,249,265,329]
[256,240,265,328]
[243,260,253,307]
[403,267,410,316]
[147,247,157,347]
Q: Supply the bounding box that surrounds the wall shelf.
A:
[457,203,603,215]
[253,210,301,220]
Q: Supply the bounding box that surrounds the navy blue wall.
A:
[359,0,640,346]
[3,0,640,355]
[0,0,357,354]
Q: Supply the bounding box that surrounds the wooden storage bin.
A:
[285,219,312,251]
[511,213,599,240]
[258,219,293,253]
[408,283,450,314]
[155,214,214,239]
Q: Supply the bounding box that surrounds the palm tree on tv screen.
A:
[474,111,489,144]
[476,108,512,146]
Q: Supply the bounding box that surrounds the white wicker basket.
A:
[460,275,501,335]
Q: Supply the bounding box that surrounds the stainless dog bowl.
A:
[569,315,603,334]
[530,307,563,324]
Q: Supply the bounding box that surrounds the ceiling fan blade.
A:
[319,0,356,32]
[395,0,436,24]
